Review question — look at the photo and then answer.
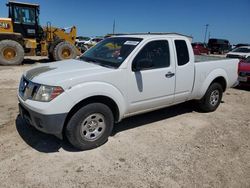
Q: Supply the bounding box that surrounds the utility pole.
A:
[204,24,209,43]
[112,19,116,34]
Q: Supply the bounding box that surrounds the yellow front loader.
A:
[0,1,80,65]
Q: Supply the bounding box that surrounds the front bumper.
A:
[19,102,67,139]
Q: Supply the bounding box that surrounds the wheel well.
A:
[0,33,24,46]
[211,77,227,92]
[63,95,120,133]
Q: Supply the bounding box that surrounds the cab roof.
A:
[110,32,192,41]
[7,1,39,7]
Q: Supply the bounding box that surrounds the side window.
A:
[133,40,170,70]
[14,7,21,23]
[13,6,36,25]
[175,40,190,66]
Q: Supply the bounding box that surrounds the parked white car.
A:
[226,46,250,59]
[75,36,91,43]
[75,37,104,53]
[84,37,103,46]
[75,41,89,53]
[18,34,239,150]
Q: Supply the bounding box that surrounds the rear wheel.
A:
[0,40,24,65]
[53,41,77,61]
[66,103,114,150]
[197,83,223,112]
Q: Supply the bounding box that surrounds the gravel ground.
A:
[0,57,249,188]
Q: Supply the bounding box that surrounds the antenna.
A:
[112,19,115,34]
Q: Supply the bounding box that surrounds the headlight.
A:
[33,85,64,102]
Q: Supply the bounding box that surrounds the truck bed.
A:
[191,57,239,99]
[195,55,227,63]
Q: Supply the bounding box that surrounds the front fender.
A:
[65,81,127,120]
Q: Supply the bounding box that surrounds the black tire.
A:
[66,103,114,150]
[48,40,63,61]
[53,41,77,61]
[197,83,223,112]
[0,40,24,65]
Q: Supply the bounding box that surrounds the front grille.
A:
[239,72,250,76]
[19,76,40,101]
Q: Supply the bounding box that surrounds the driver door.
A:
[127,39,175,114]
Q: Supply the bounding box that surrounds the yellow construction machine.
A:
[0,1,80,65]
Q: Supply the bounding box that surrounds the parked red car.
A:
[192,42,210,55]
[238,56,250,86]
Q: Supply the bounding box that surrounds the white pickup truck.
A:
[18,34,239,150]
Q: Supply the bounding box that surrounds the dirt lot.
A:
[0,58,249,188]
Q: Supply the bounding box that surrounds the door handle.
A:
[165,72,175,78]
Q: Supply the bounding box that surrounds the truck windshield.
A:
[232,47,250,53]
[80,37,142,68]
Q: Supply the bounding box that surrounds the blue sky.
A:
[0,0,249,44]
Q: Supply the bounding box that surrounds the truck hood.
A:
[24,59,114,88]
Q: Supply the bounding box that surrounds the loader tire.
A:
[0,40,24,65]
[53,41,77,61]
[48,40,63,61]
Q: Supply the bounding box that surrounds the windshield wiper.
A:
[80,56,116,69]
[80,56,96,63]
[96,63,115,68]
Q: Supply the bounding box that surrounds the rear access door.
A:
[174,39,195,103]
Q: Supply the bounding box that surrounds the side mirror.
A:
[132,58,153,71]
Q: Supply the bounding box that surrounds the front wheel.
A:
[197,83,223,112]
[0,40,24,65]
[66,103,114,150]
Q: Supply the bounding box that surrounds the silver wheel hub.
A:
[87,120,98,132]
[210,90,219,106]
[80,113,106,141]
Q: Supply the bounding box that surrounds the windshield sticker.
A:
[124,41,139,45]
